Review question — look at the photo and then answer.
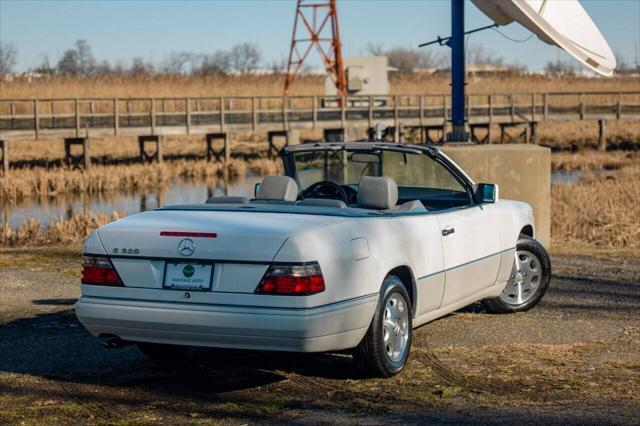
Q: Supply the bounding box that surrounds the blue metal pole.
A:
[450,0,468,141]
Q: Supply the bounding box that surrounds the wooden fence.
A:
[1,92,639,141]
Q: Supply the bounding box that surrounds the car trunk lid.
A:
[93,209,338,294]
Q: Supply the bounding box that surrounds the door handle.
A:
[442,227,455,237]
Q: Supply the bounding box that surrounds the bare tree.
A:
[34,54,55,75]
[268,58,286,74]
[197,51,231,75]
[467,44,505,67]
[75,39,96,74]
[0,41,18,75]
[130,57,155,75]
[162,51,193,74]
[229,43,261,74]
[614,52,634,74]
[57,49,80,75]
[56,39,97,75]
[387,48,424,73]
[544,59,576,76]
[365,43,385,56]
[95,60,113,76]
[112,60,126,75]
[365,44,445,73]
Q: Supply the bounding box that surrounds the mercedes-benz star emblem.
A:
[177,238,195,256]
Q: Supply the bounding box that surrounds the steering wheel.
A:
[299,181,349,204]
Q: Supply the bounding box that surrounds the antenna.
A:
[283,0,347,97]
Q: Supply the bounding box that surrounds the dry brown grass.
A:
[2,73,639,99]
[551,163,640,248]
[0,74,321,99]
[551,150,640,171]
[4,131,318,165]
[536,120,640,150]
[0,157,282,204]
[1,211,125,246]
[390,73,640,95]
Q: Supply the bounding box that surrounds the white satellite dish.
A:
[471,0,616,76]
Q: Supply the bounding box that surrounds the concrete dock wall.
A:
[441,145,551,247]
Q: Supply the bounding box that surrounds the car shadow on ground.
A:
[0,308,365,389]
[1,308,390,422]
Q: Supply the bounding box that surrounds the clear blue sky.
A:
[1,0,639,72]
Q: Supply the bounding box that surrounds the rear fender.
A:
[84,230,107,255]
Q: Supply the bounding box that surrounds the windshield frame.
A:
[281,143,477,206]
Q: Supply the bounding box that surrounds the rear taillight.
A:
[81,255,123,286]
[256,262,325,296]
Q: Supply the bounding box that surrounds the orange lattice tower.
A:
[283,0,347,97]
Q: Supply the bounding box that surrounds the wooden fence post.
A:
[543,93,548,121]
[598,119,607,151]
[150,98,156,135]
[186,97,191,134]
[616,92,621,120]
[252,97,257,131]
[75,98,80,137]
[0,140,8,177]
[488,94,493,144]
[580,92,586,120]
[224,132,230,163]
[531,93,536,122]
[83,137,91,170]
[283,97,289,131]
[313,96,318,129]
[394,95,399,133]
[220,97,225,132]
[441,94,447,136]
[368,96,374,129]
[51,101,56,129]
[510,93,515,123]
[34,99,39,139]
[466,94,470,126]
[114,98,119,136]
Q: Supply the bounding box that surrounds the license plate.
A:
[163,262,213,291]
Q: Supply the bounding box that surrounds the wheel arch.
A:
[520,224,534,238]
[386,265,417,318]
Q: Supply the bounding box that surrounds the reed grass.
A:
[551,150,639,171]
[1,211,125,246]
[0,157,282,204]
[2,73,639,99]
[551,163,640,249]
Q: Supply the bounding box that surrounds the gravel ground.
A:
[0,248,638,425]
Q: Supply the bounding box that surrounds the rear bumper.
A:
[75,294,377,353]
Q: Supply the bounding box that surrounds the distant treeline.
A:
[1,39,638,77]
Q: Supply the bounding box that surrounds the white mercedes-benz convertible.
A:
[76,142,551,377]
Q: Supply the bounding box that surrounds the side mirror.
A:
[475,183,499,204]
[254,183,261,197]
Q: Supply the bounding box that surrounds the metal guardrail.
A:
[1,92,639,140]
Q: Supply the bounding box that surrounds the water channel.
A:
[3,169,600,230]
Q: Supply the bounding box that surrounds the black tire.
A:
[482,235,551,314]
[137,342,186,361]
[354,275,412,378]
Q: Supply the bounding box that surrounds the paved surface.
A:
[0,249,638,424]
